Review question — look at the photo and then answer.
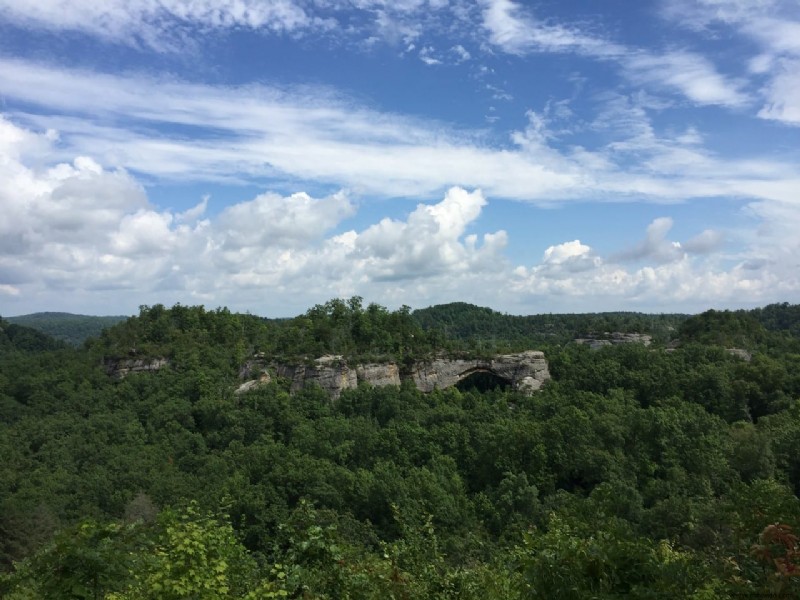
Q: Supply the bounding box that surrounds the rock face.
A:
[105,349,550,399]
[574,332,652,350]
[235,372,272,395]
[238,351,550,399]
[106,357,169,379]
[727,348,753,362]
[274,355,358,399]
[411,351,549,394]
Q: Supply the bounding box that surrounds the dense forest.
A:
[2,299,800,598]
[6,313,129,347]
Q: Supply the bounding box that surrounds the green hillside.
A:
[2,300,800,598]
[413,302,689,349]
[6,312,129,346]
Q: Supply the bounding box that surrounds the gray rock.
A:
[356,363,401,387]
[106,357,169,379]
[727,348,753,362]
[575,332,652,350]
[235,371,272,395]
[245,350,550,399]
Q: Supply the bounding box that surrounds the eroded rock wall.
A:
[238,351,549,398]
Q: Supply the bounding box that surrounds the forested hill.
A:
[413,301,800,353]
[6,312,128,346]
[2,300,800,598]
[412,302,688,348]
[0,318,67,352]
[9,300,800,353]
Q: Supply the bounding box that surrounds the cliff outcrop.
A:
[106,350,550,399]
[237,351,550,398]
[574,332,652,350]
[105,357,169,379]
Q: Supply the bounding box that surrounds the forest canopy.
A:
[2,300,800,598]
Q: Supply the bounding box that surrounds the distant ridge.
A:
[6,312,129,346]
[412,302,690,346]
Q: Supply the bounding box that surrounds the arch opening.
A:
[454,368,512,393]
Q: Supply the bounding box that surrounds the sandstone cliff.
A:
[237,351,549,398]
[105,357,169,379]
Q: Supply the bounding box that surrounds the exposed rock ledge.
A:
[574,332,652,350]
[237,351,550,399]
[105,357,169,379]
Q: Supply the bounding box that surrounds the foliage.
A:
[2,299,800,597]
[5,313,128,347]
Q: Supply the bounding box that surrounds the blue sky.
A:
[0,0,798,317]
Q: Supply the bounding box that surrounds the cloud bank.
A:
[1,117,798,316]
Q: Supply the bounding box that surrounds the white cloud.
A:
[0,0,318,51]
[543,240,593,265]
[683,229,724,254]
[1,58,797,209]
[419,46,442,65]
[216,191,354,251]
[1,114,799,315]
[480,1,749,109]
[341,187,506,281]
[480,0,625,57]
[451,44,471,62]
[660,0,800,124]
[0,285,21,297]
[0,116,516,314]
[758,59,800,125]
[511,224,791,312]
[623,50,748,107]
[0,0,481,53]
[613,217,685,263]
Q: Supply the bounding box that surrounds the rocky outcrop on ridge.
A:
[237,351,550,399]
[574,332,652,350]
[105,357,169,379]
[410,351,549,394]
[105,350,550,399]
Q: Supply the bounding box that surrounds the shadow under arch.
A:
[454,367,512,393]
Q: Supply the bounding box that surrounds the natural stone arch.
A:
[454,367,513,392]
[235,350,550,399]
[411,351,549,395]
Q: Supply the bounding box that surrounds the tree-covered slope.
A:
[0,317,67,353]
[412,302,689,350]
[2,300,800,598]
[6,312,128,346]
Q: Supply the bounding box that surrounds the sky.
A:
[0,0,799,318]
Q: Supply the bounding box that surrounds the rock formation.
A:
[574,332,652,350]
[238,351,550,399]
[106,350,551,399]
[105,357,169,379]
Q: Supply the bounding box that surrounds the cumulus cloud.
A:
[683,229,724,254]
[510,215,794,312]
[216,191,354,251]
[610,218,723,264]
[0,116,515,314]
[1,96,799,315]
[613,217,685,264]
[348,187,506,281]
